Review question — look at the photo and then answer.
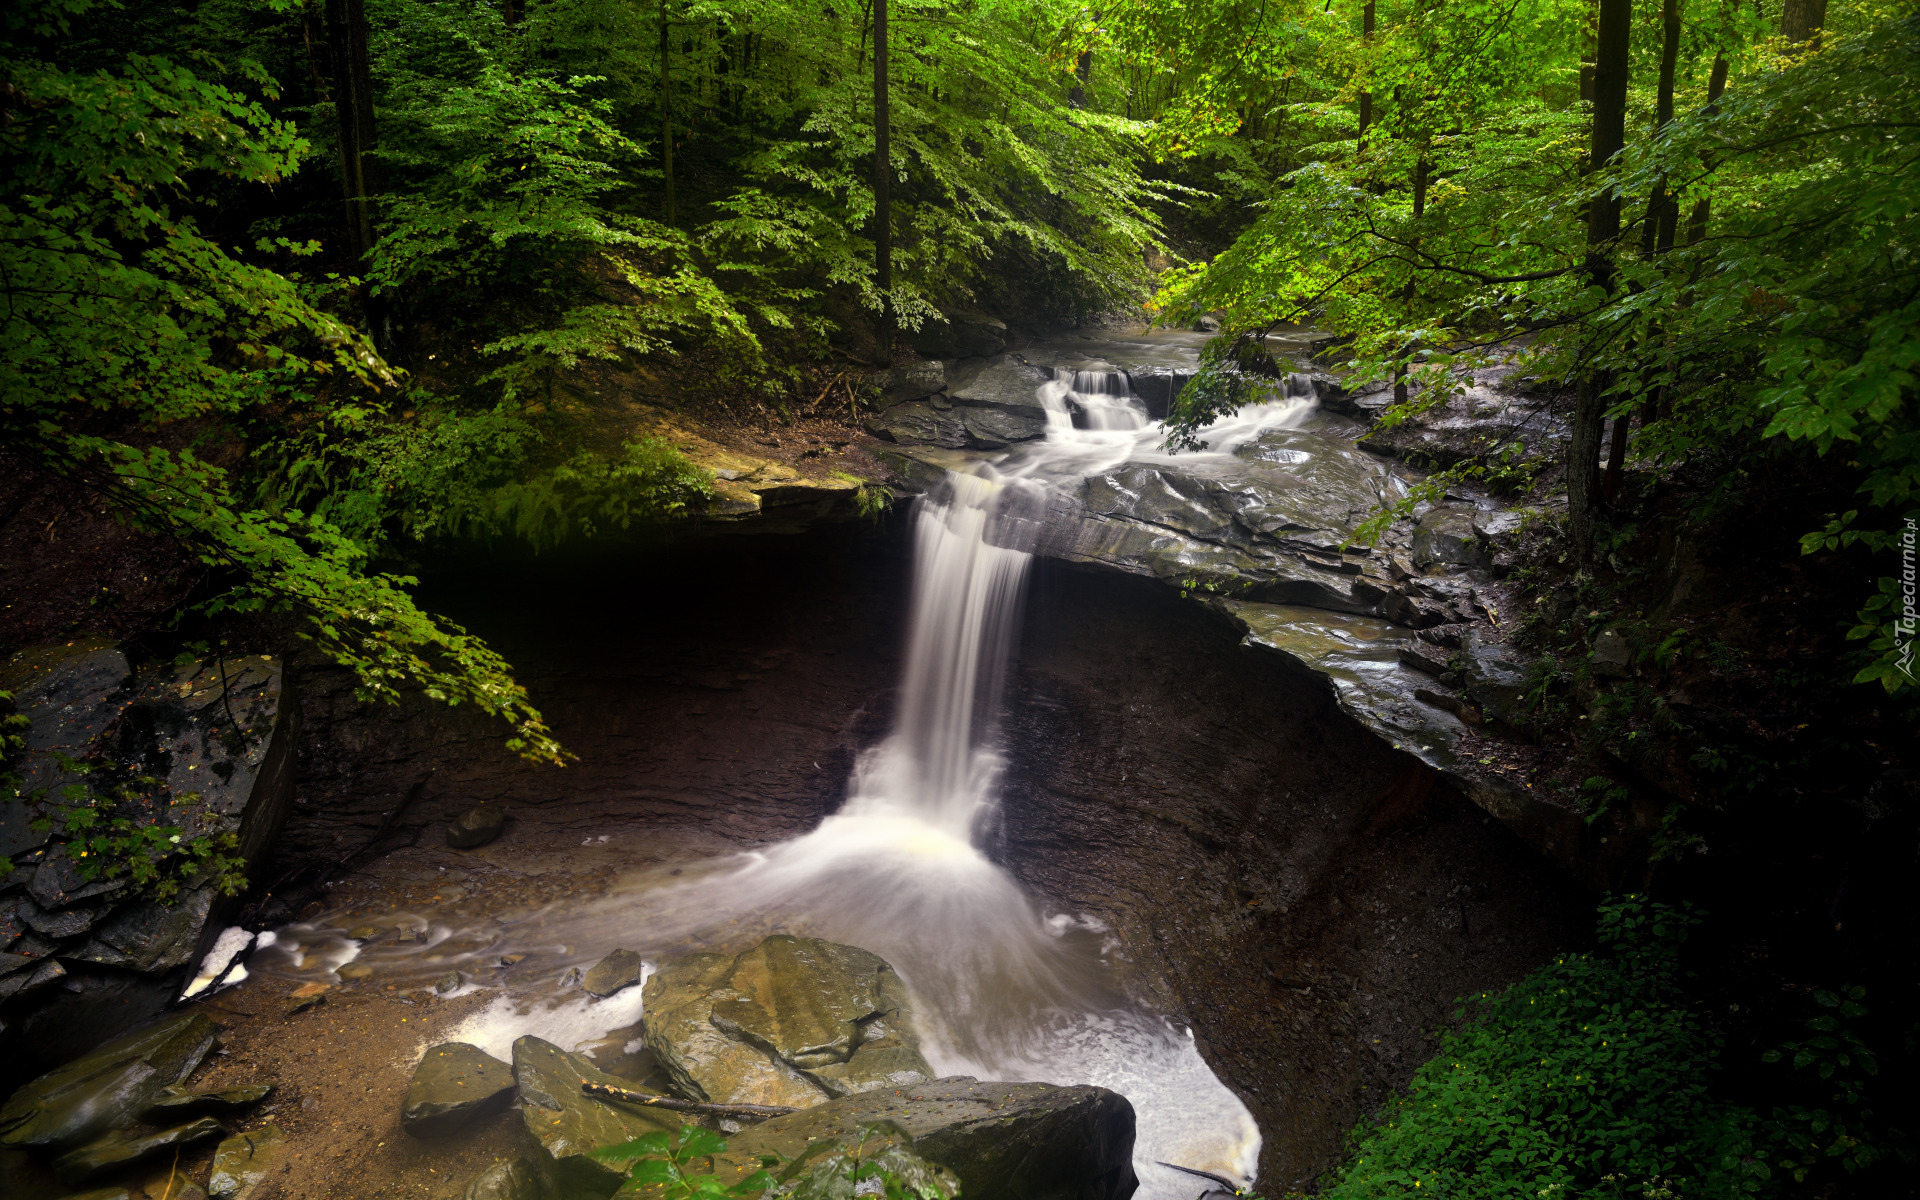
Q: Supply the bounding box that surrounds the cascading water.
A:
[252,354,1313,1198]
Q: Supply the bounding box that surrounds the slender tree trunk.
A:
[1684,54,1729,245]
[1069,49,1092,107]
[873,0,892,366]
[1606,0,1683,497]
[300,8,330,99]
[325,0,384,347]
[1357,0,1375,151]
[660,1,675,227]
[1569,0,1630,561]
[326,0,378,264]
[1579,0,1597,102]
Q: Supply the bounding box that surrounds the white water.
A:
[256,361,1306,1199]
[1006,366,1320,484]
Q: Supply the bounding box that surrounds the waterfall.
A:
[305,354,1270,1200]
[844,472,1032,838]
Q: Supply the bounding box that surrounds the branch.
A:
[582,1081,796,1122]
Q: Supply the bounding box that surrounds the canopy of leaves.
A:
[1101,0,1918,691]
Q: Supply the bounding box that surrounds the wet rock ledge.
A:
[1,640,296,1059]
[865,344,1605,889]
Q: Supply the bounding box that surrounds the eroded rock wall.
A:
[275,529,911,877]
[997,562,1586,1190]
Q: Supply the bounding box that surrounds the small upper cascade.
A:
[1036,367,1152,436]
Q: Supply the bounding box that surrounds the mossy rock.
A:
[512,1036,678,1199]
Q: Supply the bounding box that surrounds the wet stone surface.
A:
[403,1043,514,1137]
[512,1035,677,1197]
[715,1078,1138,1200]
[0,1011,219,1151]
[643,935,933,1109]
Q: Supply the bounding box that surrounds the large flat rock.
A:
[0,1011,219,1151]
[714,1078,1138,1200]
[642,935,933,1108]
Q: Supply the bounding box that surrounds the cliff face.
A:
[996,562,1584,1190]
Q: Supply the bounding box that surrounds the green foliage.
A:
[1112,0,1920,695]
[35,770,248,903]
[0,0,565,764]
[1324,896,1772,1200]
[591,1123,957,1200]
[1760,986,1905,1181]
[258,398,711,554]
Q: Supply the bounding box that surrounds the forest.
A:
[2,0,1917,1195]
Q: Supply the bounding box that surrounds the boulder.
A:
[1591,628,1634,678]
[17,897,101,939]
[953,313,1008,358]
[404,1043,515,1136]
[465,1155,553,1200]
[865,402,971,449]
[447,803,507,850]
[0,957,66,1001]
[28,848,128,909]
[643,935,934,1110]
[1462,626,1535,726]
[0,1011,219,1151]
[70,886,216,973]
[960,407,1049,449]
[866,360,947,404]
[713,1078,1138,1200]
[917,312,1009,359]
[582,949,642,998]
[945,356,1052,417]
[1411,507,1488,569]
[512,1036,677,1198]
[207,1125,285,1198]
[1,648,298,992]
[53,1117,226,1187]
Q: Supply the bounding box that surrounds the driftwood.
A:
[582,1080,798,1122]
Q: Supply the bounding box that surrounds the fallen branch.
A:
[1156,1161,1245,1195]
[582,1080,797,1122]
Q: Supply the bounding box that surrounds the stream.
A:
[237,330,1353,1199]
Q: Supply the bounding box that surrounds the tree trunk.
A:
[1684,54,1729,245]
[659,1,675,227]
[325,0,378,266]
[1569,0,1630,561]
[1638,0,1680,260]
[1579,0,1597,103]
[873,0,892,366]
[1607,0,1682,497]
[1781,0,1828,44]
[1357,0,1374,150]
[1069,49,1092,107]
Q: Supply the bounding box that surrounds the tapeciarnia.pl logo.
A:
[1901,516,1917,683]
